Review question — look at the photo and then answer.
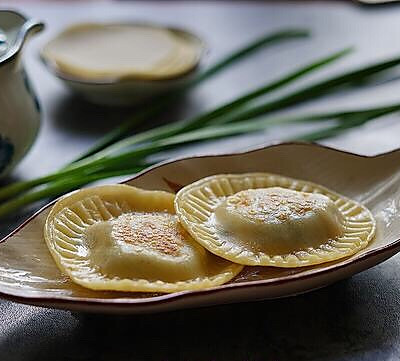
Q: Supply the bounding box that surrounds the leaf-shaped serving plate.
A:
[1,142,400,314]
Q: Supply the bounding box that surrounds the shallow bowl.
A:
[1,142,400,314]
[40,24,204,106]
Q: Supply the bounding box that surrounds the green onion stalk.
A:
[0,48,352,201]
[3,29,400,217]
[74,28,310,161]
[0,102,399,217]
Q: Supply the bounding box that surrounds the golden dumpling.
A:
[215,187,346,255]
[44,185,242,293]
[175,173,376,267]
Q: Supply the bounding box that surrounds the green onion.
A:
[0,103,399,217]
[68,47,351,167]
[4,31,400,217]
[69,48,400,169]
[0,48,350,201]
[64,103,400,170]
[74,28,310,161]
[211,54,400,125]
[295,107,399,142]
[0,166,148,218]
[157,103,400,144]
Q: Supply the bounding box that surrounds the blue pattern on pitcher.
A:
[0,135,14,174]
[0,10,44,177]
[22,67,41,113]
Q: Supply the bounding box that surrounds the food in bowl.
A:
[41,22,203,81]
[40,22,204,105]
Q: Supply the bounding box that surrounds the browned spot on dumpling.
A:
[175,173,376,267]
[112,213,186,257]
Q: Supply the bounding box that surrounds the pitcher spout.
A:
[20,17,45,46]
[0,10,44,64]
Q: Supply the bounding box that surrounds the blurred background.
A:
[2,0,400,225]
[2,2,400,361]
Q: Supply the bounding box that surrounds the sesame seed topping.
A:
[111,212,187,256]
[225,187,329,223]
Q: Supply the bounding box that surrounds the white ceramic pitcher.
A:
[0,10,43,177]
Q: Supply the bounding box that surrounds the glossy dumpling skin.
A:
[44,185,243,293]
[215,187,345,255]
[88,212,213,283]
[175,173,376,267]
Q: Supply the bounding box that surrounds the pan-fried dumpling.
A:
[44,185,242,293]
[175,173,376,267]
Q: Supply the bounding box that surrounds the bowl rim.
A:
[2,141,400,308]
[40,21,205,85]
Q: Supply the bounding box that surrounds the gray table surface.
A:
[2,1,400,360]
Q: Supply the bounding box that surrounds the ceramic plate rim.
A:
[1,141,400,308]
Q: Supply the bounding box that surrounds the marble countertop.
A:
[1,1,400,360]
